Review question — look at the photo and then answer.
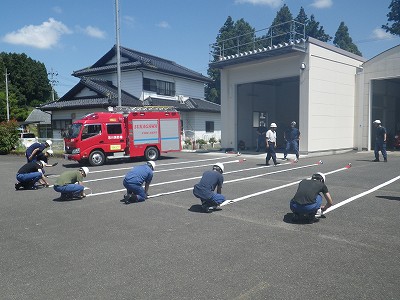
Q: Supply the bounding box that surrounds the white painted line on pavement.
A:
[87,161,319,197]
[324,175,400,214]
[221,164,351,206]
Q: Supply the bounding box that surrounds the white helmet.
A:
[45,140,52,146]
[291,121,296,126]
[147,161,156,170]
[312,172,326,183]
[213,162,224,173]
[80,167,89,176]
[270,123,277,128]
[46,149,54,156]
[373,119,381,124]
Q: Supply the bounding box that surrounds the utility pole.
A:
[48,68,59,102]
[5,68,10,121]
[115,0,122,107]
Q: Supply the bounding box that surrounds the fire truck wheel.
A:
[89,150,105,166]
[145,147,159,161]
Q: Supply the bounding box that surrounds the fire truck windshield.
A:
[68,123,83,138]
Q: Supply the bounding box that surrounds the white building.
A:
[210,34,400,154]
[41,45,221,143]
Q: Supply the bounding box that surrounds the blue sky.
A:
[1,0,399,97]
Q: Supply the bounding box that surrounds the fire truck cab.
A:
[64,106,181,166]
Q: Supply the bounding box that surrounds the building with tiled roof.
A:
[41,45,221,143]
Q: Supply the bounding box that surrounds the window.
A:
[107,124,122,134]
[82,124,102,140]
[206,121,214,133]
[143,78,175,96]
[52,119,72,130]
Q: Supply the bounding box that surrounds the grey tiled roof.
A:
[73,45,212,83]
[40,78,142,111]
[25,109,51,124]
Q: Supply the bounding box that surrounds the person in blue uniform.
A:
[193,163,225,213]
[15,160,49,190]
[123,161,155,204]
[256,123,267,152]
[283,121,300,162]
[25,140,52,162]
[373,120,387,162]
[290,172,333,223]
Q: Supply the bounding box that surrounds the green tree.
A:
[0,119,19,154]
[306,15,332,42]
[0,52,52,121]
[264,4,294,46]
[382,0,400,36]
[206,16,255,104]
[333,22,362,56]
[294,7,331,42]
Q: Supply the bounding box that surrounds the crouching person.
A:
[290,172,333,223]
[53,167,89,200]
[15,160,49,190]
[123,161,155,204]
[193,163,226,213]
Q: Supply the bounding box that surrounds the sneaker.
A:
[274,162,280,166]
[265,161,270,166]
[15,183,22,190]
[212,205,222,211]
[282,157,288,161]
[124,193,138,204]
[373,159,379,162]
[315,208,323,218]
[124,193,132,204]
[201,204,211,213]
[294,158,298,163]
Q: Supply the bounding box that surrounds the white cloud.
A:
[156,21,170,29]
[234,0,283,8]
[82,26,106,39]
[2,18,71,49]
[310,0,333,9]
[371,28,393,40]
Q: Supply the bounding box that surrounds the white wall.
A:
[307,43,362,152]
[180,111,221,142]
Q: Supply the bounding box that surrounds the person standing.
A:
[15,160,49,190]
[290,172,333,223]
[283,121,300,162]
[373,120,387,162]
[25,140,52,162]
[123,161,155,204]
[193,163,226,213]
[255,123,267,152]
[266,123,279,166]
[53,167,89,200]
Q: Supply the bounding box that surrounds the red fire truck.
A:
[64,106,181,166]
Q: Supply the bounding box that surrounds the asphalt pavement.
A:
[1,150,399,300]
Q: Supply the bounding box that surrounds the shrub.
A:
[0,120,19,154]
[209,137,217,144]
[195,139,207,148]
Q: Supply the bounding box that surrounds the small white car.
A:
[19,133,38,148]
